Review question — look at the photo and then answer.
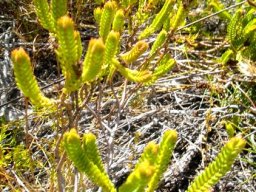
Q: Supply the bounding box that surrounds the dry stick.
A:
[55,109,67,192]
[73,85,93,126]
[69,91,80,129]
[120,82,142,110]
[120,79,128,107]
[73,168,79,192]
[106,83,122,171]
[85,103,112,132]
[10,170,31,192]
[96,81,103,118]
[56,152,66,192]
[74,0,84,23]
[235,82,256,108]
[74,91,80,128]
[24,98,30,149]
[55,97,69,192]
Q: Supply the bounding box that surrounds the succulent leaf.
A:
[11,48,54,108]
[227,10,245,51]
[94,7,103,26]
[186,137,246,192]
[82,38,105,82]
[146,130,177,192]
[105,31,120,64]
[112,59,152,83]
[170,1,188,32]
[112,9,125,33]
[33,0,55,32]
[99,1,116,42]
[63,129,116,192]
[82,133,106,173]
[121,41,149,64]
[151,55,176,83]
[208,0,231,20]
[150,30,167,56]
[51,0,68,25]
[139,0,175,39]
[118,142,158,192]
[56,16,82,91]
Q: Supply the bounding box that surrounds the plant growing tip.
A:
[112,58,152,83]
[63,129,116,192]
[33,0,55,32]
[94,7,103,25]
[104,31,120,64]
[150,29,167,56]
[139,0,175,39]
[146,130,177,192]
[99,1,117,42]
[82,38,105,82]
[112,9,125,33]
[56,15,82,92]
[11,48,54,108]
[121,41,149,64]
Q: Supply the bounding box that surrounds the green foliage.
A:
[94,7,103,25]
[112,9,125,33]
[121,40,149,64]
[13,0,185,102]
[33,0,54,32]
[99,1,116,42]
[0,123,33,173]
[51,0,68,25]
[146,130,177,192]
[226,6,256,61]
[102,30,120,77]
[150,54,176,83]
[186,137,246,192]
[64,129,245,192]
[150,29,167,56]
[13,145,32,171]
[63,129,115,192]
[224,121,236,138]
[227,9,245,51]
[8,0,251,190]
[33,0,68,32]
[112,59,152,83]
[64,129,177,192]
[11,48,54,108]
[0,125,14,167]
[104,31,120,67]
[208,0,231,20]
[118,142,158,192]
[139,0,175,39]
[82,133,106,173]
[82,38,105,82]
[132,0,160,28]
[120,0,129,8]
[56,16,81,66]
[220,49,234,65]
[56,15,82,91]
[170,1,188,32]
